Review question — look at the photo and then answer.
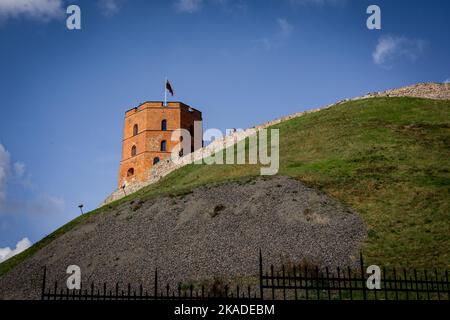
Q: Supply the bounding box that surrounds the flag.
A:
[166,79,174,96]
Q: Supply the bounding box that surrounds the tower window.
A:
[131,145,137,157]
[153,157,160,165]
[133,124,138,136]
[161,119,167,131]
[161,140,167,152]
[127,168,134,177]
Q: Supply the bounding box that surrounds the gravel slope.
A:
[0,176,366,300]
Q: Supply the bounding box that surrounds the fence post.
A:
[282,264,286,300]
[337,267,342,300]
[53,281,58,301]
[446,270,450,300]
[424,270,430,300]
[384,267,388,300]
[347,267,352,300]
[360,252,367,300]
[403,269,408,300]
[414,269,419,300]
[41,266,47,300]
[434,270,440,300]
[326,267,331,300]
[259,249,264,300]
[293,265,298,300]
[315,267,320,300]
[271,265,275,300]
[393,268,398,300]
[305,266,309,300]
[154,268,158,300]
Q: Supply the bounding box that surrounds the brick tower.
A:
[118,101,202,188]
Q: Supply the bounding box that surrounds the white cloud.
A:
[174,0,246,14]
[444,79,450,84]
[0,237,32,263]
[254,18,294,51]
[373,35,426,67]
[277,18,293,37]
[0,144,65,216]
[1,193,65,217]
[36,194,65,213]
[174,0,203,13]
[289,0,347,7]
[0,0,64,22]
[13,162,26,178]
[254,38,273,51]
[98,0,122,17]
[211,0,246,12]
[0,144,10,206]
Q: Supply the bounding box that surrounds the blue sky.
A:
[0,0,449,259]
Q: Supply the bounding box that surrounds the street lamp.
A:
[78,204,84,215]
[121,184,127,196]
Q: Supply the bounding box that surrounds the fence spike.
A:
[445,270,449,300]
[259,249,264,300]
[305,266,309,300]
[403,269,408,300]
[393,268,398,300]
[282,264,286,300]
[293,264,297,301]
[270,265,275,300]
[53,281,58,301]
[434,269,440,300]
[337,267,342,300]
[360,252,366,300]
[347,266,352,300]
[326,267,331,300]
[424,270,430,300]
[154,268,158,299]
[414,269,419,300]
[41,266,47,300]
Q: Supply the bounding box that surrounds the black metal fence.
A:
[41,251,450,300]
[259,252,450,300]
[41,267,258,300]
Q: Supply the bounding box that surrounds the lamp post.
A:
[78,204,84,215]
[121,184,127,196]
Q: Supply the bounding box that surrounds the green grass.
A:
[1,97,449,277]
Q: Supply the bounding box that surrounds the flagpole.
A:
[164,77,167,106]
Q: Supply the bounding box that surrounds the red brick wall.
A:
[118,102,202,188]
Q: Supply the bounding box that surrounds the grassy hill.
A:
[1,96,449,278]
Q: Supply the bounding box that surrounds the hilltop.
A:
[103,82,450,205]
[0,83,449,299]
